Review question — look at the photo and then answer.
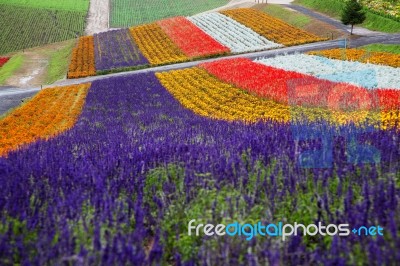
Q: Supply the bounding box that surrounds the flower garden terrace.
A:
[0,59,399,264]
[68,8,326,79]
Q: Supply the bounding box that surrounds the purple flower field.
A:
[0,73,398,265]
[94,29,149,71]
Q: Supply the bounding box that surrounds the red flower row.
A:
[201,58,399,111]
[157,17,229,58]
[0,57,10,68]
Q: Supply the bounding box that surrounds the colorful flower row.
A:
[221,8,327,46]
[308,48,400,68]
[0,84,90,157]
[0,71,398,265]
[157,16,230,58]
[0,57,10,68]
[67,36,96,79]
[67,9,327,79]
[130,23,189,65]
[156,67,391,126]
[256,53,400,90]
[188,13,282,53]
[94,29,149,71]
[201,58,400,111]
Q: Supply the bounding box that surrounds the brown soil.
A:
[253,4,344,39]
[304,21,344,39]
[3,40,74,88]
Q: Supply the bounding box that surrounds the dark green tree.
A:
[341,0,366,35]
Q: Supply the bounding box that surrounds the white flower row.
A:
[188,12,282,54]
[255,54,400,90]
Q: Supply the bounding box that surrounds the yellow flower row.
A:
[220,8,327,46]
[0,84,90,157]
[130,23,189,66]
[156,67,398,128]
[308,48,400,68]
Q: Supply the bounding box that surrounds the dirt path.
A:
[3,41,74,88]
[85,0,110,35]
[6,47,52,88]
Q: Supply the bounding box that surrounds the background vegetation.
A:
[0,1,88,55]
[111,0,229,27]
[294,0,400,33]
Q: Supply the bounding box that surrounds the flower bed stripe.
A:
[94,28,149,71]
[0,83,90,157]
[201,58,399,111]
[308,48,400,68]
[156,67,393,126]
[187,13,282,53]
[68,36,96,79]
[129,23,188,65]
[256,54,400,90]
[220,8,326,46]
[157,16,230,58]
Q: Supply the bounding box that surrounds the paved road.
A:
[1,33,399,115]
[0,89,37,116]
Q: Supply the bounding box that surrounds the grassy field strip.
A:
[110,0,228,27]
[0,55,24,85]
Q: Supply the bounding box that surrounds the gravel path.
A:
[85,0,110,35]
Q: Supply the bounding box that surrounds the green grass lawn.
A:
[0,55,24,85]
[262,4,311,28]
[360,44,400,54]
[111,0,229,27]
[0,0,89,12]
[362,11,400,33]
[294,0,400,33]
[0,4,86,55]
[45,40,76,84]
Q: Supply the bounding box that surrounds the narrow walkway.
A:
[85,0,110,35]
[284,5,348,32]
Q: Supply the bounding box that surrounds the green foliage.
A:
[295,0,400,32]
[263,4,312,28]
[341,0,366,32]
[0,216,38,264]
[45,40,76,84]
[360,44,400,54]
[294,0,346,18]
[361,11,400,33]
[0,0,89,12]
[110,0,229,27]
[0,54,23,84]
[0,4,86,55]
